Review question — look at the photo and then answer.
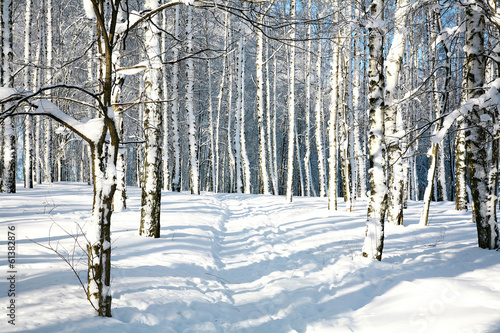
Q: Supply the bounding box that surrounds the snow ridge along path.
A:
[1,183,500,332]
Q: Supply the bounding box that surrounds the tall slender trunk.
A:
[385,0,408,225]
[315,41,327,197]
[186,5,199,195]
[328,16,340,210]
[286,0,296,203]
[111,8,127,212]
[266,41,277,195]
[227,44,236,193]
[362,0,387,261]
[1,0,15,193]
[44,0,53,184]
[171,6,181,192]
[162,10,170,191]
[256,13,270,194]
[23,0,33,188]
[304,0,312,197]
[272,50,279,195]
[140,0,164,237]
[215,12,229,194]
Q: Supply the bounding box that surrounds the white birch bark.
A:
[385,0,408,225]
[304,0,312,197]
[140,0,164,236]
[227,45,236,193]
[111,7,127,212]
[207,59,216,191]
[24,0,33,189]
[286,0,296,203]
[215,12,230,194]
[171,6,181,192]
[464,6,499,249]
[272,51,279,195]
[266,41,278,195]
[1,0,15,193]
[162,10,170,191]
[186,5,199,195]
[315,41,327,197]
[44,0,53,184]
[256,13,270,194]
[362,0,388,261]
[235,36,244,194]
[328,20,339,210]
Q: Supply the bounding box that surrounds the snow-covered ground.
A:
[1,182,500,332]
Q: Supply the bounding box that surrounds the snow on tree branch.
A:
[433,78,500,144]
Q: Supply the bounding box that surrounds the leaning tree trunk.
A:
[362,0,388,261]
[464,7,499,250]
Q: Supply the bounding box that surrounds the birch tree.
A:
[170,5,181,192]
[463,4,499,249]
[385,0,409,225]
[186,4,200,195]
[24,0,34,189]
[286,0,296,203]
[1,0,15,194]
[140,0,164,237]
[362,0,388,261]
[256,10,270,195]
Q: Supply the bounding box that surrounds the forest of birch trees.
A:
[1,0,500,316]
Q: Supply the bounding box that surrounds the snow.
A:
[2,182,500,332]
[82,0,95,19]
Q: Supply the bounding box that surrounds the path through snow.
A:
[1,183,500,332]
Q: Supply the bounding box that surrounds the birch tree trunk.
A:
[315,40,327,197]
[256,13,270,195]
[111,7,126,212]
[286,0,296,203]
[215,11,230,194]
[171,5,181,192]
[162,11,170,191]
[304,0,312,197]
[266,40,278,195]
[328,16,340,210]
[385,0,408,225]
[227,45,236,193]
[23,0,33,189]
[455,116,467,211]
[186,5,199,195]
[140,0,164,237]
[44,0,53,184]
[464,6,499,249]
[362,0,388,261]
[420,6,452,225]
[1,0,15,193]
